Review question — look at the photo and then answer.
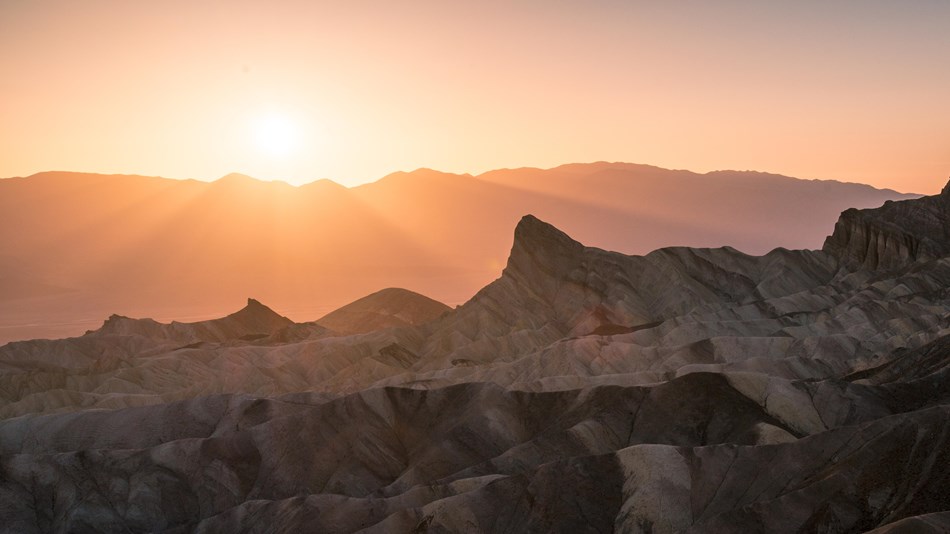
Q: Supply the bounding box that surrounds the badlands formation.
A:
[1,184,950,532]
[0,163,916,344]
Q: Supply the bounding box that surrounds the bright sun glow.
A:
[251,112,300,158]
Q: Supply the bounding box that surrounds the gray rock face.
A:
[823,179,950,270]
[1,189,950,532]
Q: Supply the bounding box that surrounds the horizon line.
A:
[0,161,928,195]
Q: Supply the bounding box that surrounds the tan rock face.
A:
[2,188,950,532]
[314,287,451,335]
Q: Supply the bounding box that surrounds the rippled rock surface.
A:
[2,183,950,532]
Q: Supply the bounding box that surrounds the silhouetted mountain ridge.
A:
[0,163,922,344]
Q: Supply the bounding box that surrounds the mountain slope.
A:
[90,298,294,343]
[0,163,918,343]
[0,179,948,532]
[315,287,450,335]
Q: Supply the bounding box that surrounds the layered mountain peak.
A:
[88,298,292,343]
[506,215,585,276]
[233,296,286,317]
[95,314,164,338]
[219,297,294,332]
[822,185,950,271]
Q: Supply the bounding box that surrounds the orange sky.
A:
[2,1,948,193]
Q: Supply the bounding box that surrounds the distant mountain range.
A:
[0,162,918,343]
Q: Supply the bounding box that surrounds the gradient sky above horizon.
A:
[2,1,948,193]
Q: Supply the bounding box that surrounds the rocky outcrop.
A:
[823,179,950,271]
[89,297,294,343]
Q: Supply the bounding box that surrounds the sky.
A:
[1,0,948,192]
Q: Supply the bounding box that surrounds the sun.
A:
[251,112,300,158]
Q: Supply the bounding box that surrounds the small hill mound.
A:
[315,288,450,335]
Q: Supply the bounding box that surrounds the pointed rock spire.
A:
[227,298,293,329]
[505,215,585,280]
[512,215,583,257]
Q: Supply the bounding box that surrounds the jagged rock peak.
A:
[100,313,142,327]
[822,185,950,271]
[91,313,163,338]
[228,298,292,325]
[512,215,583,255]
[503,215,586,284]
[96,314,132,332]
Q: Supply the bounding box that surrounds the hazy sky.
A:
[2,0,948,191]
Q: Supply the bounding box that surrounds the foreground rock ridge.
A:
[1,183,950,533]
